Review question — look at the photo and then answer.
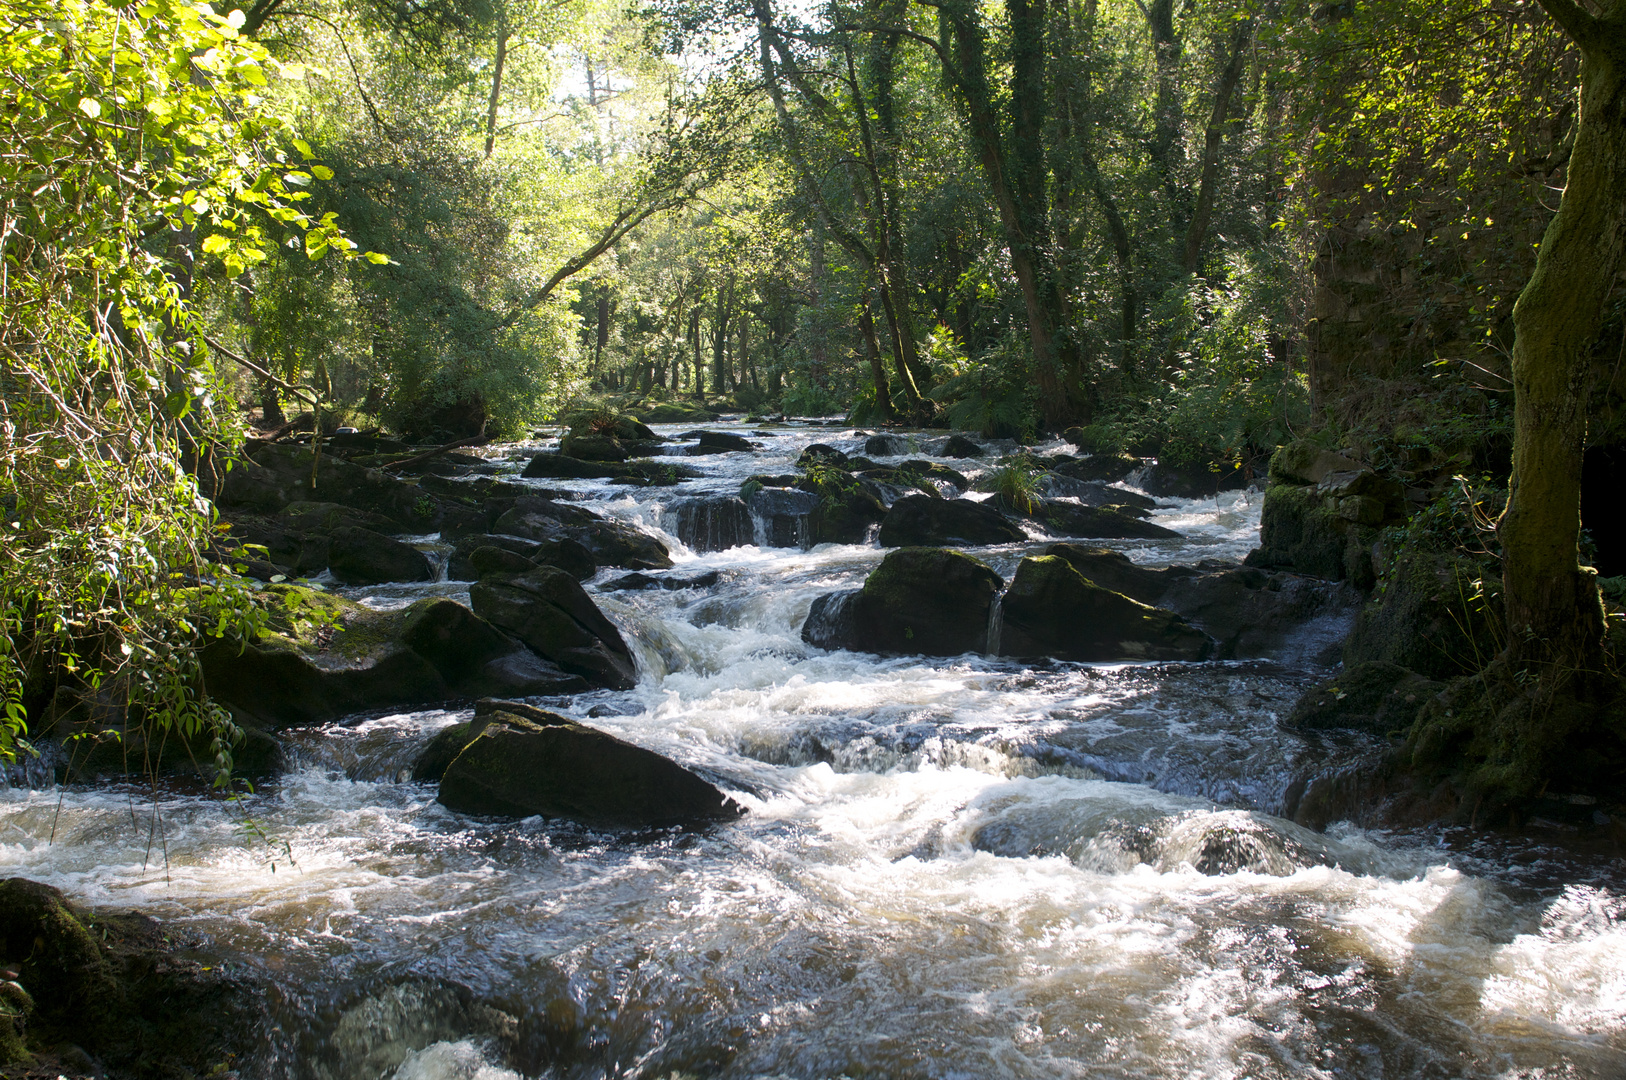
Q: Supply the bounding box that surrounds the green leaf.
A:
[200,234,230,254]
[363,251,391,265]
[292,139,313,160]
[78,98,101,119]
[309,165,333,180]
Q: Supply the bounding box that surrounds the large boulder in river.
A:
[665,495,755,552]
[521,453,631,480]
[802,547,1004,656]
[491,495,672,569]
[215,443,443,530]
[470,566,639,689]
[941,434,985,458]
[1246,483,1377,587]
[1031,500,1179,540]
[201,586,585,730]
[796,468,887,545]
[326,526,434,585]
[878,495,1026,547]
[1051,454,1141,484]
[448,533,597,582]
[996,555,1213,662]
[429,702,743,827]
[0,878,270,1072]
[1044,544,1192,605]
[1160,566,1361,663]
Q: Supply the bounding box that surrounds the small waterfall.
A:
[746,488,820,549]
[665,496,754,553]
[985,594,1005,656]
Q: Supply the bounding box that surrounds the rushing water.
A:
[1,423,1622,1079]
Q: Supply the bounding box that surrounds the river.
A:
[0,422,1621,1079]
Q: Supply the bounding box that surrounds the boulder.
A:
[215,443,443,530]
[1246,484,1377,587]
[695,430,754,452]
[1285,660,1444,735]
[801,547,1005,656]
[491,496,672,569]
[744,486,820,548]
[996,556,1213,662]
[1137,460,1248,500]
[200,586,571,731]
[401,597,587,698]
[942,434,986,458]
[1160,567,1362,663]
[1340,549,1496,680]
[1043,544,1190,605]
[864,434,910,456]
[469,567,639,689]
[797,444,848,467]
[448,534,597,582]
[878,495,1027,547]
[895,459,970,489]
[1031,501,1180,540]
[665,495,754,552]
[1269,440,1366,486]
[558,432,628,462]
[0,878,270,1073]
[1051,454,1142,484]
[326,526,434,585]
[431,704,744,827]
[797,470,888,545]
[604,570,722,591]
[1036,476,1156,510]
[521,454,632,480]
[631,401,718,424]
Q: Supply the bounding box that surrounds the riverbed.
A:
[1,422,1621,1079]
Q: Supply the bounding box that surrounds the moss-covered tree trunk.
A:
[1499,0,1626,669]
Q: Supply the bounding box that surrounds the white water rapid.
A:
[0,423,1621,1079]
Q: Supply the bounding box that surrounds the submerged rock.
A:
[0,877,270,1074]
[470,566,639,689]
[996,555,1213,662]
[430,702,744,827]
[801,547,1004,656]
[878,494,1026,547]
[603,570,722,591]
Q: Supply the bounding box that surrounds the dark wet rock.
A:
[1031,500,1179,540]
[942,434,985,458]
[1340,549,1496,680]
[326,526,434,585]
[878,495,1026,547]
[797,444,848,467]
[1051,453,1142,484]
[1286,660,1445,735]
[448,534,597,582]
[695,430,754,452]
[1043,544,1193,606]
[895,459,970,489]
[1036,476,1156,510]
[0,878,271,1075]
[1137,460,1248,500]
[218,514,333,576]
[326,430,413,455]
[199,586,574,732]
[795,470,888,545]
[432,705,744,827]
[744,486,819,548]
[41,686,287,782]
[491,496,671,570]
[1156,813,1333,876]
[604,570,721,591]
[1269,440,1366,486]
[632,402,719,424]
[470,567,638,689]
[214,443,443,530]
[996,555,1213,662]
[558,432,628,462]
[1160,567,1362,663]
[1246,483,1378,588]
[802,547,1005,656]
[665,496,754,552]
[521,453,631,480]
[278,500,402,533]
[864,433,910,456]
[436,502,489,541]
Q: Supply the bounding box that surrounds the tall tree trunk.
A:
[691,308,706,401]
[484,15,509,158]
[1181,17,1253,275]
[861,291,897,420]
[712,278,734,394]
[1499,0,1626,669]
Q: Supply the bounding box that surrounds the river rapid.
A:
[1,422,1622,1079]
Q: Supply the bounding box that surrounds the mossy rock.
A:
[1268,440,1364,486]
[877,494,1026,548]
[795,469,887,545]
[997,555,1213,663]
[559,432,628,462]
[1343,549,1498,680]
[469,567,638,689]
[0,878,269,1076]
[1286,661,1445,735]
[1248,483,1377,587]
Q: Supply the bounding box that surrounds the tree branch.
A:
[1533,0,1604,49]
